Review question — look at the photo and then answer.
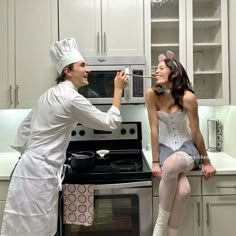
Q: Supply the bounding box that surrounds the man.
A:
[0,37,128,236]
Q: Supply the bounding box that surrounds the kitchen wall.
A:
[0,105,216,154]
[215,105,236,158]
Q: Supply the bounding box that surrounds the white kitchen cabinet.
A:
[0,0,58,109]
[152,177,202,236]
[0,201,6,228]
[229,0,236,105]
[59,0,144,57]
[153,196,202,236]
[13,0,58,108]
[0,181,9,228]
[180,196,202,236]
[202,176,236,236]
[146,0,229,105]
[0,0,11,108]
[202,196,236,236]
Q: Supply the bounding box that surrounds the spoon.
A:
[96,150,110,159]
[126,73,155,79]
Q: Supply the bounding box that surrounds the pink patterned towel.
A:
[63,184,94,226]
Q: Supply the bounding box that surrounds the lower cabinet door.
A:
[0,201,6,228]
[180,196,202,236]
[203,195,236,236]
[153,196,202,236]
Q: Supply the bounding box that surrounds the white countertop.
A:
[143,149,236,176]
[0,150,236,181]
[0,152,19,180]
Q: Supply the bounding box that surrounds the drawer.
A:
[152,176,201,196]
[202,176,236,195]
[0,182,9,200]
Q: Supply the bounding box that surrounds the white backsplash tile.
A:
[216,106,236,158]
[0,106,216,154]
[0,109,31,152]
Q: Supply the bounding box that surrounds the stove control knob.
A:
[79,130,86,136]
[129,128,135,135]
[71,130,77,136]
[120,128,126,135]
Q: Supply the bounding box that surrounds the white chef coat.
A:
[0,80,122,236]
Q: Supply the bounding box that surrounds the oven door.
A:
[62,181,152,236]
[78,65,130,104]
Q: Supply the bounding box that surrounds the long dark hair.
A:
[153,58,194,109]
[55,63,74,84]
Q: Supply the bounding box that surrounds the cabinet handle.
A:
[103,32,106,54]
[216,185,236,189]
[197,202,200,226]
[15,85,19,106]
[206,202,210,227]
[9,85,13,106]
[97,32,100,55]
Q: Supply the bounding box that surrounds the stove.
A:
[63,122,151,184]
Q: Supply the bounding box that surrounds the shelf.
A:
[194,71,222,75]
[151,18,179,23]
[151,20,179,30]
[193,43,221,49]
[151,43,179,48]
[193,18,221,28]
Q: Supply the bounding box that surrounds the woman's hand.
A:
[152,163,162,178]
[202,163,216,180]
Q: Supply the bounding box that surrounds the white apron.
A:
[0,151,65,236]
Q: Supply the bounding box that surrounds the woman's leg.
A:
[168,174,191,236]
[152,151,194,236]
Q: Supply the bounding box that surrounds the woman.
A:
[145,51,216,236]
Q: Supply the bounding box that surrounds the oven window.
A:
[78,71,124,99]
[64,195,139,236]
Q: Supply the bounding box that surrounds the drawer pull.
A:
[206,202,210,226]
[197,202,200,226]
[216,185,236,189]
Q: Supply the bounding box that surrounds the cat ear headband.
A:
[158,50,175,62]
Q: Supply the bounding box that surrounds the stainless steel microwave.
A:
[78,56,146,104]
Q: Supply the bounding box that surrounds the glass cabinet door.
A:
[150,0,186,84]
[186,0,229,105]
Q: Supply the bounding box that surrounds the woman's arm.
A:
[145,88,162,177]
[183,91,216,178]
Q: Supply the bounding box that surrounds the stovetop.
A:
[63,122,151,184]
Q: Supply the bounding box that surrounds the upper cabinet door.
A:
[0,0,11,108]
[59,0,144,57]
[148,0,229,105]
[101,0,144,56]
[186,0,229,105]
[150,0,186,78]
[59,0,101,57]
[14,0,58,108]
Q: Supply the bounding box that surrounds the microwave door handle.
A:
[124,68,130,101]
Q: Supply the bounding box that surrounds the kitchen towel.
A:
[63,184,94,226]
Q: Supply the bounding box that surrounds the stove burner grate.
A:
[111,159,141,172]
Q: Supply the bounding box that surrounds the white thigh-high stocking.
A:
[159,152,192,211]
[168,174,191,230]
[168,227,179,236]
[152,206,170,236]
[153,152,194,236]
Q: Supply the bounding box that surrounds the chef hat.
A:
[50,37,84,74]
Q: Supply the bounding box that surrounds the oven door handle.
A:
[94,181,152,190]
